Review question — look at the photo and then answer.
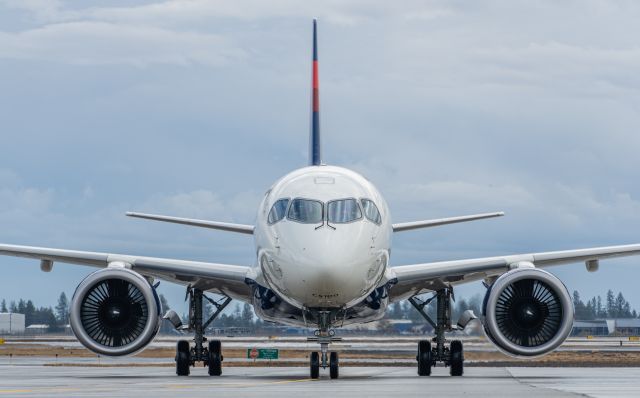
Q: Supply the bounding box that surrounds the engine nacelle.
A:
[482,268,574,357]
[70,268,162,356]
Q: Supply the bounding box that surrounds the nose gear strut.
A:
[306,310,342,379]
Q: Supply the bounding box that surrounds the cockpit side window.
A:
[361,199,382,225]
[327,198,362,224]
[287,198,324,224]
[267,198,289,224]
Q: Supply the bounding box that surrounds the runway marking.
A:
[0,377,316,395]
[0,388,78,395]
[168,378,315,389]
[0,390,33,394]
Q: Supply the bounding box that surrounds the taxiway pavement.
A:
[0,365,638,398]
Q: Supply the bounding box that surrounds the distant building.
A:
[25,324,49,335]
[572,320,610,336]
[612,319,640,336]
[572,319,640,336]
[209,327,251,336]
[0,313,26,334]
[343,319,416,334]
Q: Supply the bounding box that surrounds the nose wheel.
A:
[329,351,339,379]
[307,310,342,379]
[309,351,340,379]
[310,352,320,379]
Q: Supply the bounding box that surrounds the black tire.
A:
[208,340,222,376]
[450,340,463,376]
[310,352,320,379]
[176,340,190,376]
[417,340,432,376]
[329,352,339,379]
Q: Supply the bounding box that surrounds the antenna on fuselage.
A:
[309,19,322,166]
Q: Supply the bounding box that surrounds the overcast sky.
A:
[1,0,640,315]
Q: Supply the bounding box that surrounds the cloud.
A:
[0,187,53,215]
[2,0,640,308]
[68,0,453,26]
[140,190,232,220]
[0,185,56,242]
[0,0,455,28]
[0,21,244,66]
[0,0,64,22]
[471,42,640,96]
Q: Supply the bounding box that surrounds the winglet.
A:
[310,19,322,166]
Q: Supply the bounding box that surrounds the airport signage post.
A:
[247,348,279,360]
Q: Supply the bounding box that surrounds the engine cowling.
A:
[482,268,574,357]
[70,268,162,356]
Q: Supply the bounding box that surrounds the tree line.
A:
[385,289,639,323]
[1,293,70,332]
[0,292,260,334]
[2,288,638,334]
[385,294,485,324]
[572,290,638,319]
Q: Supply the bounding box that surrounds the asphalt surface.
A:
[0,365,638,398]
[6,335,640,352]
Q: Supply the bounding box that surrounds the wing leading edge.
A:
[388,243,640,301]
[0,243,254,300]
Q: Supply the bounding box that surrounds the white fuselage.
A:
[254,165,393,310]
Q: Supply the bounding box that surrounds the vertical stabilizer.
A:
[310,19,322,166]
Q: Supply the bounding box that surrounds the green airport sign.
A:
[247,347,279,360]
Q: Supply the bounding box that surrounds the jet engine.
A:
[69,268,162,356]
[482,268,574,357]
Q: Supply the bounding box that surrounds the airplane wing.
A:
[0,243,255,301]
[387,243,640,301]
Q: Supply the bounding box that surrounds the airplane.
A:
[2,19,640,379]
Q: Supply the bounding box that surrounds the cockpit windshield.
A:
[327,199,362,223]
[287,198,323,224]
[361,199,382,224]
[268,198,289,224]
[268,197,381,226]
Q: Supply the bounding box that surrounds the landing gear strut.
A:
[307,310,342,379]
[409,288,464,376]
[175,287,231,376]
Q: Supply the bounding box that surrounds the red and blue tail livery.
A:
[310,19,321,166]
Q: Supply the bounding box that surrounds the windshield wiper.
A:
[315,220,336,230]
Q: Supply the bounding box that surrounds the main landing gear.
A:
[173,287,231,376]
[410,288,465,376]
[307,311,342,379]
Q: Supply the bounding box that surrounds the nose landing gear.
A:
[307,346,341,379]
[307,310,342,379]
[410,288,466,377]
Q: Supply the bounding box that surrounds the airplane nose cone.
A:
[271,226,385,308]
